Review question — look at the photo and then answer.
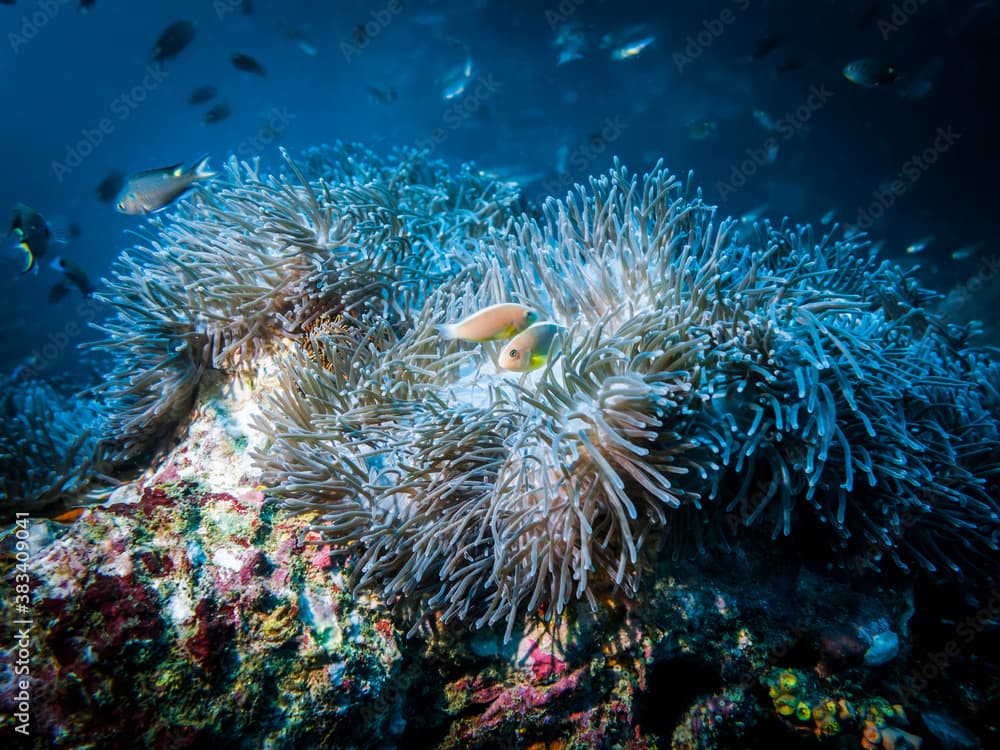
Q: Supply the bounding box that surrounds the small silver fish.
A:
[440,303,538,342]
[951,242,984,261]
[498,321,560,372]
[441,56,473,100]
[905,234,935,254]
[554,21,586,66]
[116,157,215,214]
[296,38,318,56]
[281,26,318,56]
[688,119,718,141]
[753,108,776,132]
[611,35,655,61]
[740,203,769,223]
[843,58,897,87]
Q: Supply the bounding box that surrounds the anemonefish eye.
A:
[508,349,519,359]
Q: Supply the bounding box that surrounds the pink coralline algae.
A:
[2,479,993,748]
[0,480,404,748]
[1,382,994,749]
[524,639,568,681]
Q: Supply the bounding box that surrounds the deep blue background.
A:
[2,0,997,380]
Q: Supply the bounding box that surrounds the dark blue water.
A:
[2,0,997,380]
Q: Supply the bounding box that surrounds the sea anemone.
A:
[256,160,999,639]
[94,144,522,460]
[0,376,108,518]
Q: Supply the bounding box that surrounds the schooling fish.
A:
[498,321,560,372]
[95,169,125,203]
[116,157,216,215]
[905,234,935,254]
[231,53,267,76]
[152,20,196,62]
[9,203,54,274]
[281,25,318,56]
[440,303,538,342]
[610,34,655,61]
[775,56,803,73]
[366,83,398,106]
[48,278,72,303]
[688,119,718,141]
[951,242,984,261]
[50,256,95,297]
[441,56,473,100]
[203,101,232,125]
[553,21,586,66]
[751,31,789,61]
[188,84,217,106]
[843,58,898,87]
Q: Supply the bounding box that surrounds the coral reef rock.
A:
[2,146,997,749]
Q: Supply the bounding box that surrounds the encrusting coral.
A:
[253,157,1000,639]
